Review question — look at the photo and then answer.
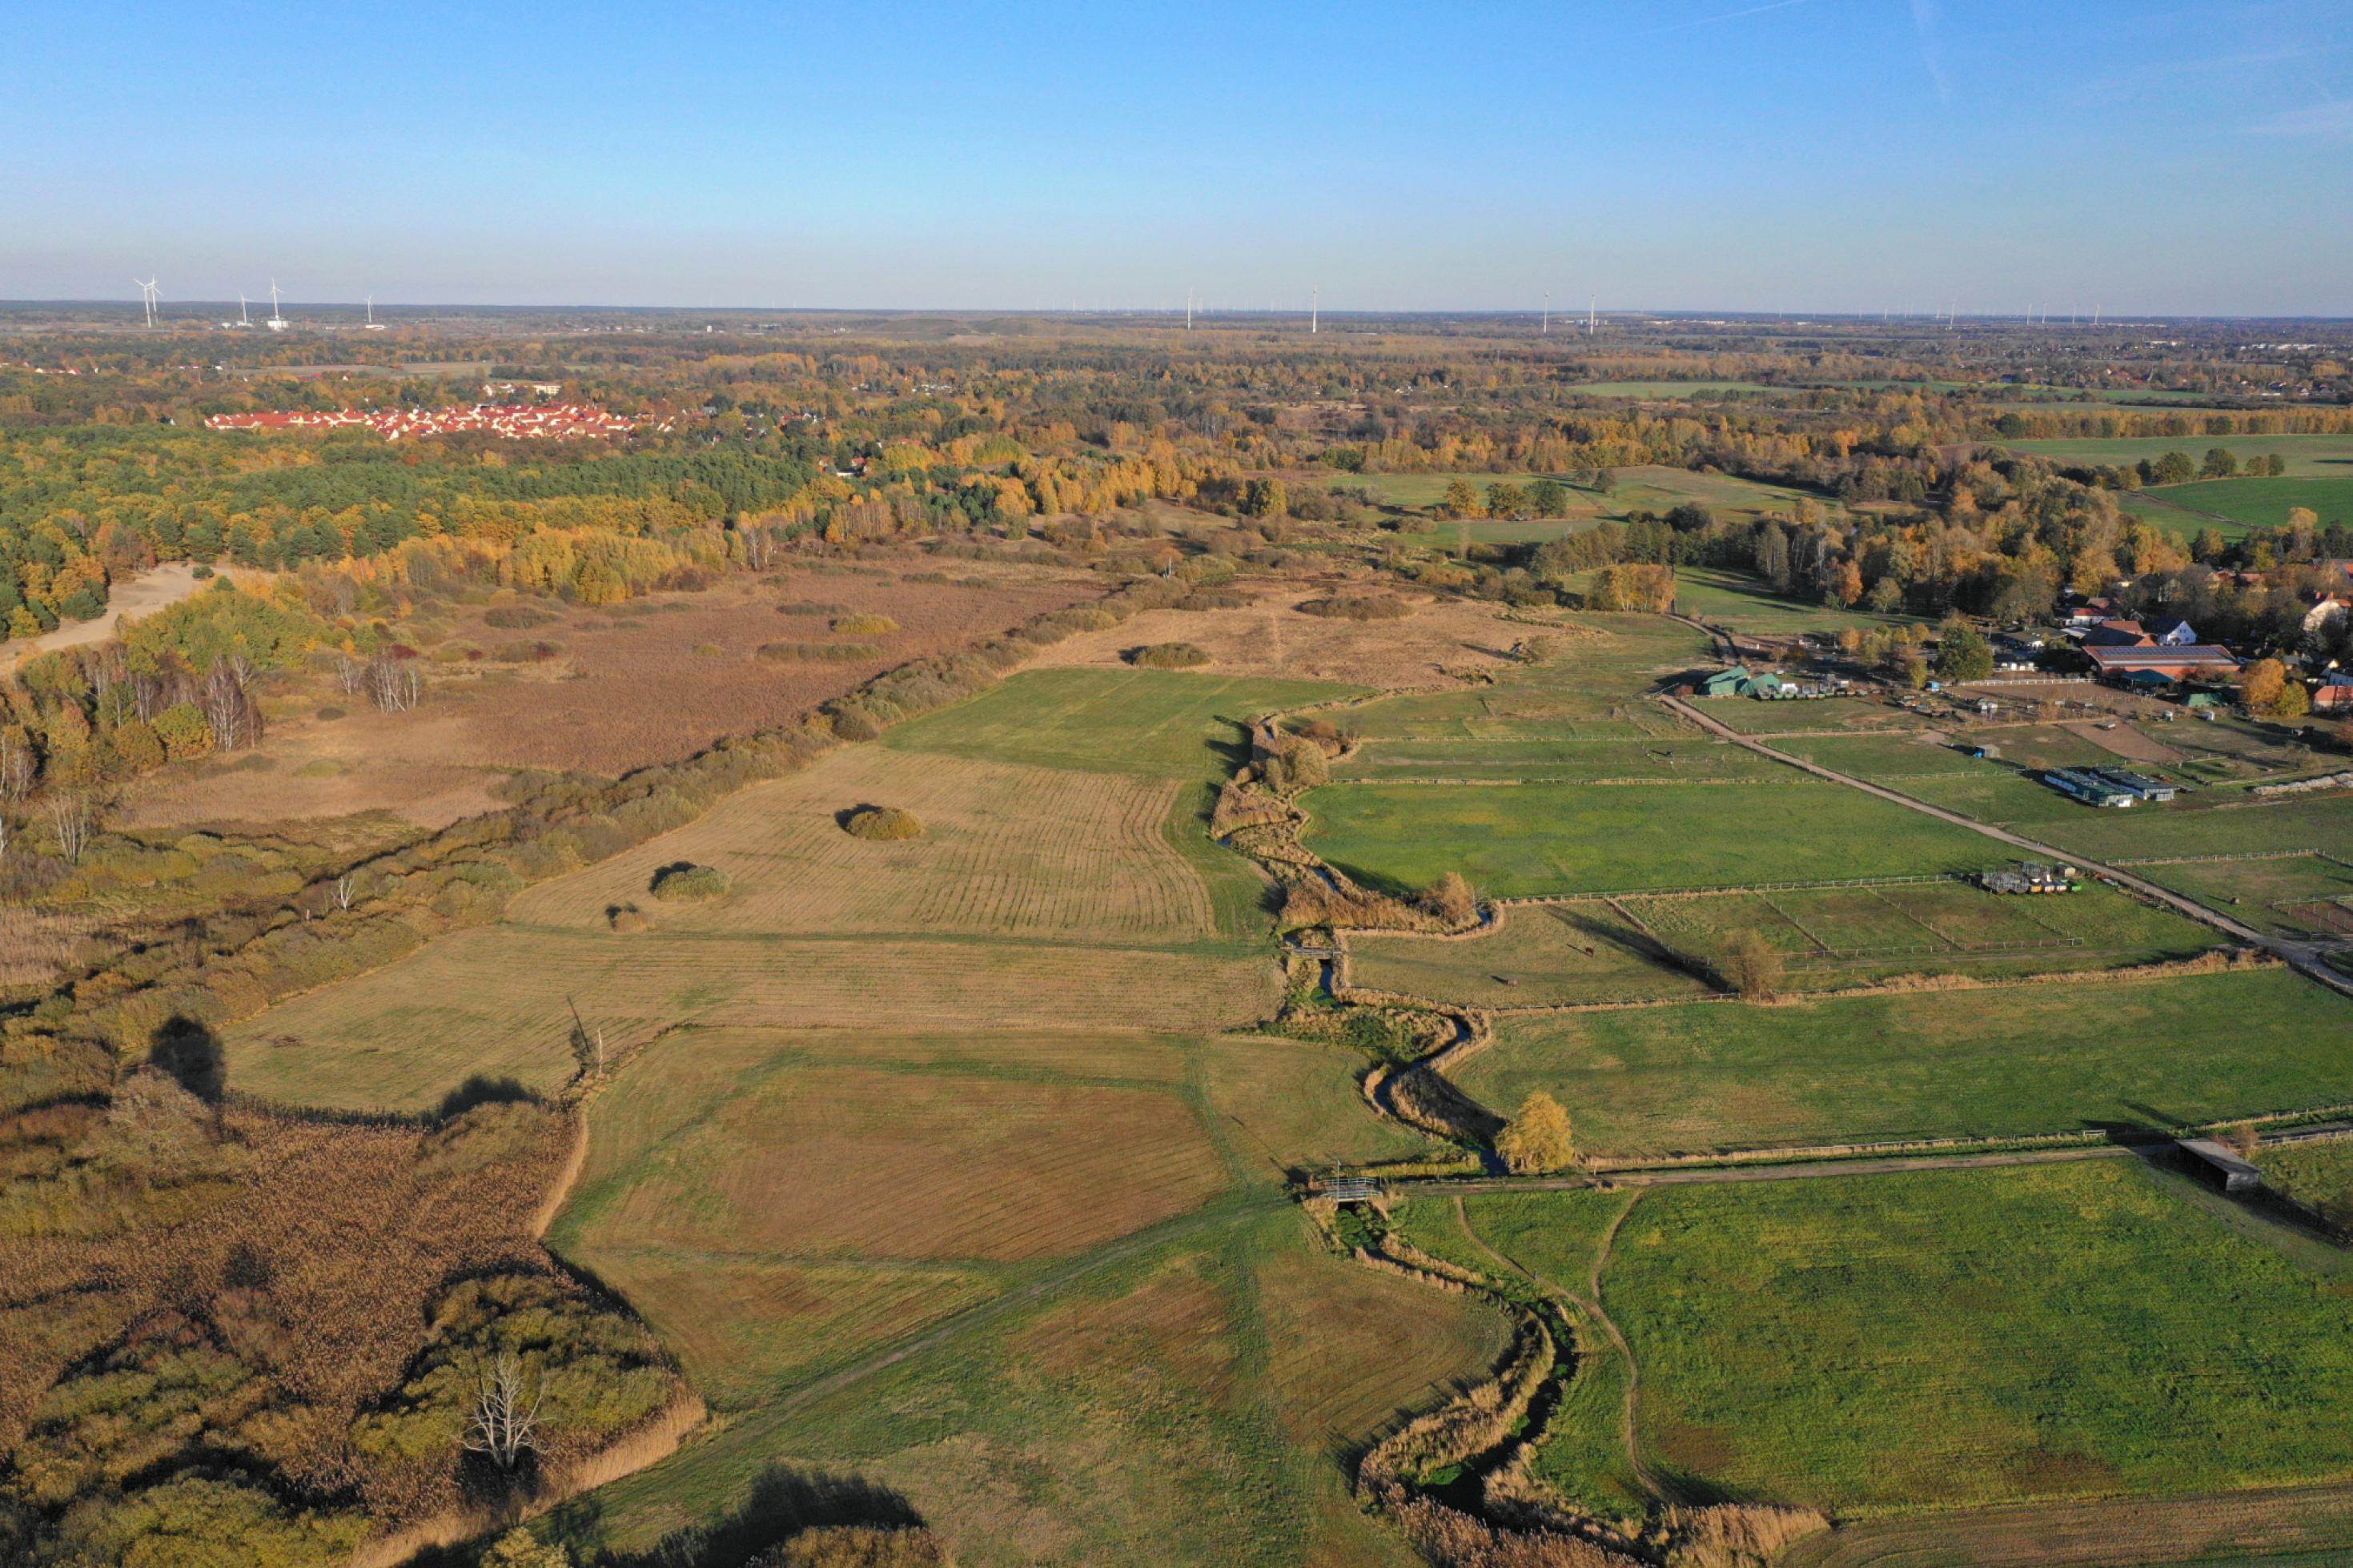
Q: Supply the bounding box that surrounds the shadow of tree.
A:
[534,1464,929,1568]
[435,1074,537,1122]
[151,1014,224,1102]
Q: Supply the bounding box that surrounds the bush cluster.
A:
[1126,642,1211,669]
[830,613,900,636]
[842,807,925,840]
[649,863,730,900]
[759,641,881,662]
[1297,592,1411,621]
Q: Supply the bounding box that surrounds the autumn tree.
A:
[1528,477,1569,515]
[2240,657,2307,720]
[1440,478,1482,519]
[480,1530,571,1568]
[1933,620,1994,683]
[1723,929,1783,999]
[1495,1091,1576,1174]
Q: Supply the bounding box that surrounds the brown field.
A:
[592,1063,1230,1263]
[1259,1241,1512,1454]
[224,928,1282,1111]
[444,567,1091,773]
[509,745,1213,941]
[1028,582,1524,688]
[117,563,1092,832]
[1785,1482,2353,1567]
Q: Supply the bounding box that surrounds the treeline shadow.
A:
[532,1465,927,1568]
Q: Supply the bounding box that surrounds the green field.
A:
[881,667,1355,778]
[2142,853,2353,940]
[2259,1135,2353,1219]
[1599,1161,2353,1515]
[1456,968,2353,1157]
[1567,379,1777,399]
[2127,475,2353,532]
[1334,734,1784,784]
[1668,567,1917,638]
[2002,432,2353,477]
[1335,616,1713,745]
[1346,900,1713,1009]
[1302,776,1997,897]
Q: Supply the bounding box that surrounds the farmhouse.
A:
[2083,619,2154,648]
[2179,1138,2263,1195]
[1698,666,1752,698]
[2143,616,2199,646]
[2315,674,2353,713]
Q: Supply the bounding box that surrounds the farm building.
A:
[1980,862,2077,894]
[2042,767,2137,808]
[2315,674,2353,713]
[1698,666,1752,697]
[2084,619,2154,648]
[2144,616,2199,646]
[2178,1138,2263,1195]
[2086,645,2243,684]
[2086,768,2178,803]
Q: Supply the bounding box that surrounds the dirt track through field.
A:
[1659,695,2353,1001]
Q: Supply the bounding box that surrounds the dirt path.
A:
[0,562,215,667]
[1659,694,2353,1001]
[1396,1141,2138,1197]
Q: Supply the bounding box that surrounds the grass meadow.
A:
[1602,1161,2353,1515]
[1347,901,1713,1009]
[1457,968,2353,1157]
[1668,566,1917,638]
[1302,776,1999,897]
[2002,431,2353,477]
[880,667,1352,777]
[2143,853,2353,940]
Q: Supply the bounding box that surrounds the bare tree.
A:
[463,1352,543,1473]
[203,665,253,751]
[0,732,34,805]
[334,654,366,697]
[46,792,92,864]
[367,655,423,713]
[332,873,358,911]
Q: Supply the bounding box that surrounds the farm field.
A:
[2258,1135,2353,1219]
[2128,475,2353,533]
[1302,776,1998,897]
[2033,790,2353,865]
[508,747,1217,942]
[1692,694,1929,736]
[880,666,1352,776]
[1568,379,1777,398]
[1668,566,1915,638]
[2141,853,2353,940]
[1624,877,2220,992]
[1456,968,2353,1157]
[565,1207,1502,1568]
[1333,734,1785,783]
[2002,431,2353,476]
[1335,618,1713,745]
[1600,1161,2353,1516]
[1346,900,1712,1009]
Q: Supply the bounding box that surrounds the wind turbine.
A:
[1588,295,1597,335]
[1310,284,1319,335]
[237,293,251,327]
[266,279,288,331]
[1542,292,1550,335]
[363,293,384,330]
[132,277,158,327]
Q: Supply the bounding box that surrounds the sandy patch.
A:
[1029,583,1523,688]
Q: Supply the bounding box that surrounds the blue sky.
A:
[3,0,2349,313]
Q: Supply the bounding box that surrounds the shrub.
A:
[1495,1090,1576,1174]
[484,605,557,630]
[608,905,647,933]
[832,613,900,636]
[753,1526,950,1568]
[1126,642,1211,669]
[828,705,885,741]
[314,705,346,720]
[1297,592,1411,621]
[761,641,881,663]
[1723,929,1785,999]
[153,703,215,761]
[1422,872,1478,926]
[1258,735,1328,793]
[649,863,731,900]
[842,806,926,840]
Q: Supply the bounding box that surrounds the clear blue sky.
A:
[5,0,2349,314]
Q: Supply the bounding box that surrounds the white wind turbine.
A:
[266,279,288,331]
[132,276,159,327]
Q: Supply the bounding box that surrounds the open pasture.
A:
[1026,588,1524,688]
[2001,431,2353,477]
[1458,968,2353,1157]
[1624,878,2217,990]
[1602,1161,2353,1515]
[567,1210,1496,1568]
[2034,790,2353,865]
[510,745,1215,943]
[1668,566,1915,637]
[1694,694,1927,736]
[2139,475,2353,532]
[223,926,1279,1112]
[2258,1134,2353,1218]
[1346,900,1712,1009]
[881,666,1354,777]
[1195,1035,1445,1173]
[1336,734,1782,784]
[1568,379,1777,399]
[2142,853,2353,940]
[1303,776,1998,898]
